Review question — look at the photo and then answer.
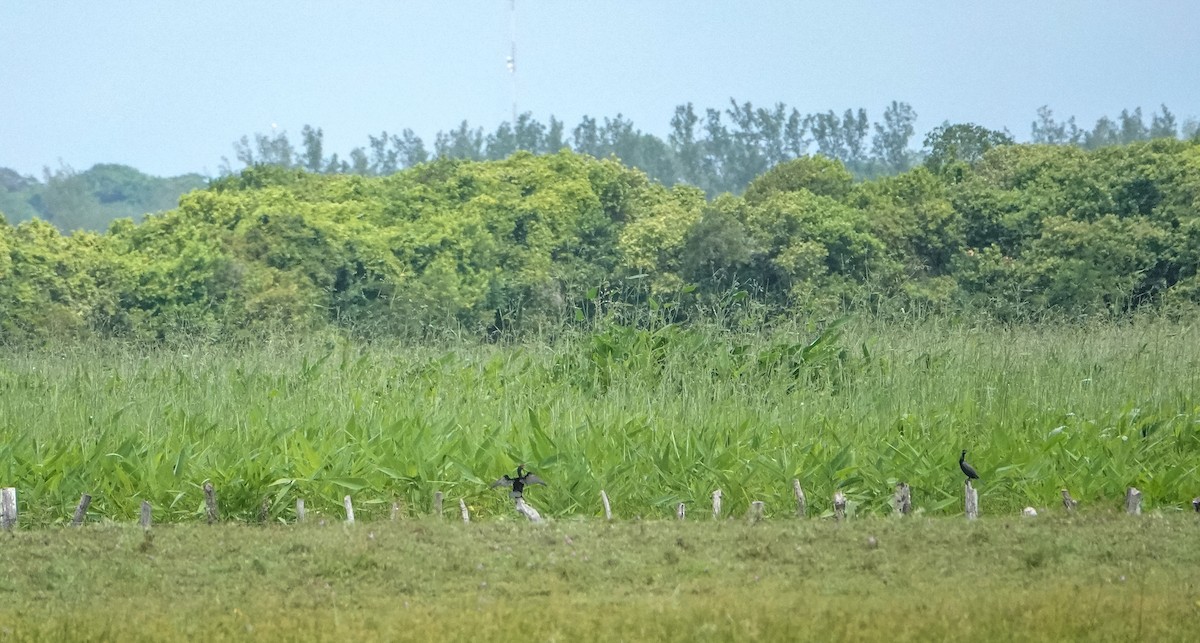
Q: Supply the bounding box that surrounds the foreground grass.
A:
[2,514,1199,642]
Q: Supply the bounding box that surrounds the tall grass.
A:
[1,315,1197,525]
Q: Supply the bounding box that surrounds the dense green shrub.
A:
[1,142,1198,343]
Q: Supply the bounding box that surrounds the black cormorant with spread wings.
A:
[491,464,546,498]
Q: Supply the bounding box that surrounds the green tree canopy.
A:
[923,123,1015,175]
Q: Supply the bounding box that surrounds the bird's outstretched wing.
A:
[490,476,514,488]
[523,473,547,486]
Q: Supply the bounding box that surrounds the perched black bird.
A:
[959,449,980,482]
[491,464,546,498]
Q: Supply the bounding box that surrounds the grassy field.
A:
[2,515,1199,642]
[1,316,1198,524]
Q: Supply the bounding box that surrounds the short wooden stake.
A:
[71,493,92,527]
[433,491,444,518]
[202,480,219,524]
[711,489,722,520]
[600,490,612,521]
[1124,487,1142,516]
[296,498,306,523]
[343,495,355,524]
[892,483,911,516]
[793,479,807,517]
[748,500,764,524]
[676,502,686,521]
[515,497,542,522]
[1061,489,1078,512]
[1,488,16,530]
[459,499,470,523]
[964,481,979,520]
[139,501,152,530]
[833,491,847,521]
[0,488,16,531]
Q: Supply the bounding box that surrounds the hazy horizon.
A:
[3,0,1198,178]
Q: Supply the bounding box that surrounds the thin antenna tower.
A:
[507,0,517,124]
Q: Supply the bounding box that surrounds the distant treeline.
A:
[2,135,1198,344]
[0,164,207,233]
[2,100,1195,234]
[227,101,1198,197]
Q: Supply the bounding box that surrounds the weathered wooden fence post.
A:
[711,489,722,520]
[202,480,219,524]
[676,502,686,521]
[833,491,847,521]
[892,483,911,516]
[343,495,355,524]
[748,500,764,524]
[600,490,612,521]
[964,481,979,520]
[296,498,306,523]
[433,491,444,518]
[1124,487,1142,515]
[71,493,92,527]
[515,497,542,522]
[1061,489,1078,512]
[2,488,17,531]
[139,501,153,530]
[793,479,807,517]
[459,499,470,523]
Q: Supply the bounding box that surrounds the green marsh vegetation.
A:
[2,136,1200,641]
[2,138,1199,522]
[1,314,1196,525]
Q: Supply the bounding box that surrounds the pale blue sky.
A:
[2,1,1197,177]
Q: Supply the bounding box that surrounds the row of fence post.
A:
[0,482,1193,530]
[649,481,1153,524]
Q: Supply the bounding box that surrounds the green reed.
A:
[1,315,1196,525]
